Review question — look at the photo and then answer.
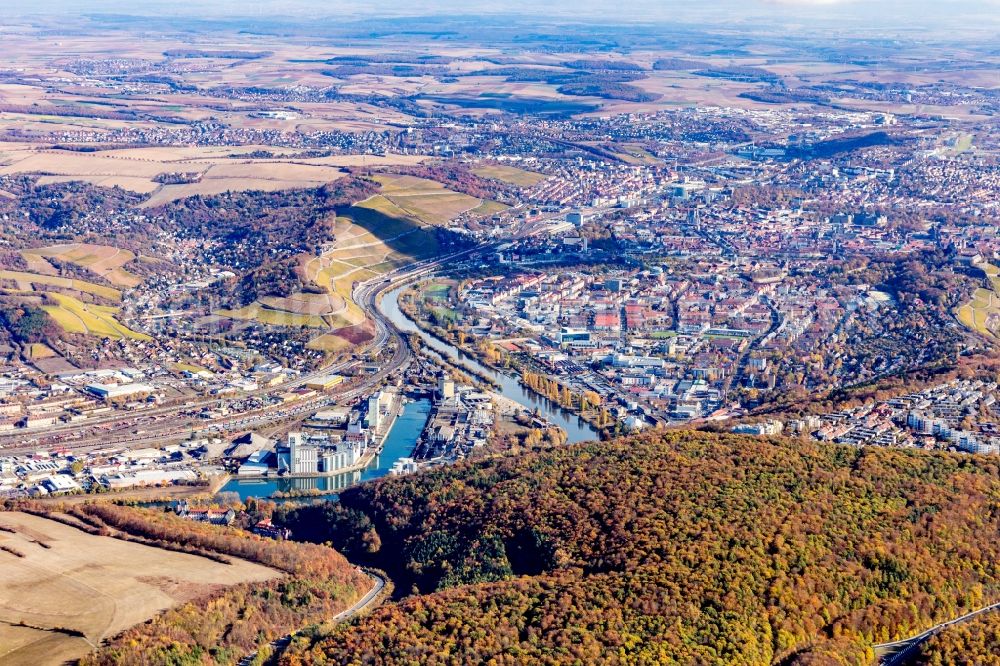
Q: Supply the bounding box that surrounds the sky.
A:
[5,0,1000,32]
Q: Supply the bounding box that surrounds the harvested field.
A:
[31,356,78,375]
[142,179,311,207]
[372,173,448,194]
[202,162,344,182]
[0,511,277,666]
[472,163,547,186]
[298,154,427,168]
[0,151,175,179]
[96,146,298,161]
[0,270,121,302]
[35,175,161,194]
[0,144,353,204]
[141,161,347,208]
[22,244,143,288]
[140,160,345,207]
[19,253,57,276]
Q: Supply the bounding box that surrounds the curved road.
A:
[874,601,1000,665]
[237,571,386,666]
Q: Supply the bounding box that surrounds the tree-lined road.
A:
[874,601,1000,665]
[237,571,386,666]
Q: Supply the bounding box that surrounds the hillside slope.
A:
[914,612,1000,665]
[278,431,1000,665]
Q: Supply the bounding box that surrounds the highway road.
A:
[874,600,1000,665]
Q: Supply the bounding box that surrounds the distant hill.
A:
[278,430,1000,665]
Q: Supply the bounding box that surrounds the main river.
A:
[380,284,599,444]
[216,281,598,501]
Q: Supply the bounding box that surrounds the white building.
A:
[438,376,455,400]
[288,432,318,475]
[40,475,80,494]
[368,393,384,430]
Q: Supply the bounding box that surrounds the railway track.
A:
[0,245,483,457]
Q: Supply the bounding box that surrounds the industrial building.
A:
[276,431,367,476]
[85,383,155,401]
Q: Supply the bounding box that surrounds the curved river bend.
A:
[380,284,599,444]
[217,282,598,501]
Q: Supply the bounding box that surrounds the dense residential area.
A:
[0,4,999,666]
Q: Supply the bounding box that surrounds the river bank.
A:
[380,283,599,444]
[392,282,609,440]
[216,398,433,502]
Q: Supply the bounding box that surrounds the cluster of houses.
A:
[764,380,1000,454]
[173,500,292,539]
[0,439,212,498]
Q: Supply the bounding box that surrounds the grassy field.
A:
[305,332,354,352]
[472,163,547,186]
[25,342,56,359]
[22,244,143,288]
[42,293,151,340]
[217,302,329,328]
[471,199,510,216]
[422,282,452,301]
[609,143,663,165]
[0,270,121,301]
[0,511,277,666]
[171,361,210,374]
[984,262,1000,291]
[945,132,974,156]
[956,263,1000,339]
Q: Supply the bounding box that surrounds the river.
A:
[216,280,598,502]
[380,284,599,444]
[216,398,432,501]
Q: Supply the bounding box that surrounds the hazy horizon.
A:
[5,0,1000,33]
